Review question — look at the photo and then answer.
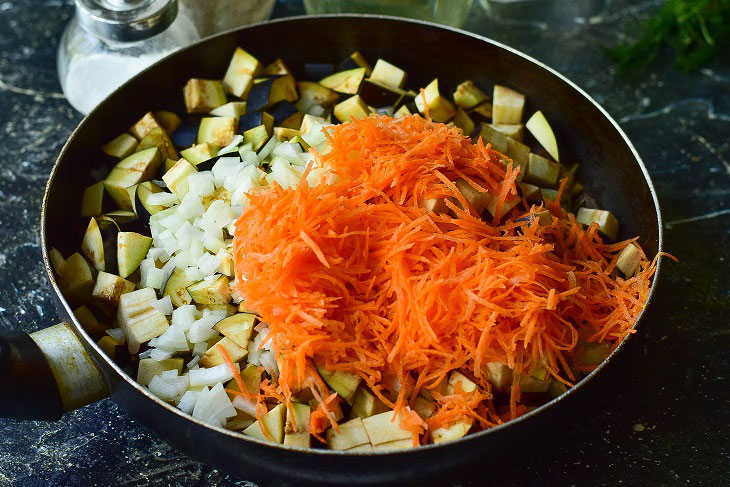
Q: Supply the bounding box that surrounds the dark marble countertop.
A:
[1,0,728,485]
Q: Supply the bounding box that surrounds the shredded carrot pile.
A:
[232,114,657,442]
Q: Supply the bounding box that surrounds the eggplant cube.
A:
[129,112,162,140]
[209,101,247,118]
[247,74,299,112]
[453,80,489,110]
[350,387,389,419]
[184,79,227,114]
[284,402,311,448]
[475,123,508,153]
[163,267,195,307]
[223,47,263,99]
[137,127,179,161]
[524,153,560,186]
[154,110,182,135]
[199,337,247,367]
[81,217,105,272]
[337,51,372,76]
[492,85,526,124]
[92,271,136,309]
[243,403,285,443]
[81,181,106,217]
[137,358,184,387]
[101,133,138,159]
[180,143,218,166]
[268,101,303,129]
[370,59,407,89]
[117,288,169,354]
[171,119,201,148]
[57,252,95,305]
[432,419,473,444]
[187,275,231,305]
[264,58,290,76]
[333,95,370,123]
[197,117,237,147]
[117,231,152,278]
[213,313,255,349]
[162,159,197,198]
[453,108,475,136]
[320,67,366,95]
[326,417,370,450]
[315,363,361,405]
[489,123,524,142]
[576,208,620,241]
[616,243,642,277]
[415,78,455,123]
[361,410,412,446]
[103,147,162,210]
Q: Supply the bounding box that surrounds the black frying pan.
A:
[0,15,663,486]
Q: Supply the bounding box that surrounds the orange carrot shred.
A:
[231,114,659,440]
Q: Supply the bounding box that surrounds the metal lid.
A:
[75,0,178,43]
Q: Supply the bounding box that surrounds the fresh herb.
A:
[607,0,730,76]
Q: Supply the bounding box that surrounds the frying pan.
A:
[0,15,663,486]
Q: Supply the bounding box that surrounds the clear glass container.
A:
[303,0,475,28]
[58,0,199,114]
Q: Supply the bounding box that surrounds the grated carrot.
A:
[232,114,658,442]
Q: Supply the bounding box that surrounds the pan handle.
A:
[0,322,108,420]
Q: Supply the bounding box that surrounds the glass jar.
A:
[303,0,475,28]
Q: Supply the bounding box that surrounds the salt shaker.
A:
[58,0,200,114]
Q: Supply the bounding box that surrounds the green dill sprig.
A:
[607,0,730,77]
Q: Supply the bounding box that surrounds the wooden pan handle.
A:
[0,323,108,420]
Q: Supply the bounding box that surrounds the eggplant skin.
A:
[303,63,335,81]
[171,119,200,148]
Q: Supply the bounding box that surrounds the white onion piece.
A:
[106,328,125,341]
[217,134,244,155]
[177,390,200,414]
[146,192,179,206]
[188,364,235,387]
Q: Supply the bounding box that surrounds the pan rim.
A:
[40,13,664,456]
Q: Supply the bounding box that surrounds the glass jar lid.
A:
[75,0,178,43]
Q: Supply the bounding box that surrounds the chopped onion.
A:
[177,390,200,414]
[146,192,179,206]
[106,328,125,341]
[189,364,235,387]
[217,134,244,155]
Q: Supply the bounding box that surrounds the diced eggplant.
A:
[295,81,339,115]
[519,374,551,393]
[333,95,370,123]
[273,127,302,142]
[358,78,408,107]
[137,357,184,387]
[163,267,195,307]
[171,119,200,148]
[447,371,478,394]
[81,217,106,272]
[320,67,366,95]
[81,181,109,217]
[370,59,407,89]
[524,153,560,186]
[504,138,530,175]
[492,85,525,124]
[200,337,247,367]
[299,113,328,135]
[73,305,108,338]
[243,403,286,443]
[452,107,475,136]
[247,75,298,112]
[548,380,568,399]
[129,112,162,140]
[284,402,311,448]
[482,362,512,393]
[57,252,95,305]
[350,387,389,419]
[373,438,413,451]
[197,117,237,147]
[420,197,449,215]
[616,243,642,277]
[453,80,489,109]
[223,47,263,98]
[92,271,136,310]
[184,79,227,114]
[290,136,310,152]
[103,147,162,210]
[432,419,472,444]
[48,247,65,274]
[326,417,371,450]
[187,275,231,305]
[180,143,220,166]
[315,363,361,405]
[195,303,237,317]
[213,313,255,349]
[336,51,372,76]
[303,63,335,81]
[413,396,436,421]
[489,123,524,142]
[526,110,559,162]
[540,188,560,204]
[453,178,491,216]
[415,78,456,123]
[134,181,166,230]
[137,126,179,161]
[268,101,303,129]
[518,182,542,202]
[97,335,123,359]
[361,410,411,446]
[393,104,411,118]
[117,232,152,278]
[101,133,139,159]
[240,112,274,151]
[265,58,290,76]
[117,288,169,354]
[209,101,247,118]
[470,101,493,122]
[154,110,182,135]
[576,207,619,241]
[162,159,197,198]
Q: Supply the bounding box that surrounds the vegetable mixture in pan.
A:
[51,48,658,450]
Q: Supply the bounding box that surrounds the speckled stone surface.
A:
[0,0,728,485]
